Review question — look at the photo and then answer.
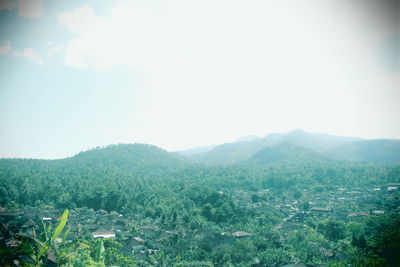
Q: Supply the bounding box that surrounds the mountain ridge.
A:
[177,129,399,165]
[1,130,399,165]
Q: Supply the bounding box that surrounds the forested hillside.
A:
[326,139,400,164]
[1,134,400,266]
[183,130,400,165]
[247,143,329,165]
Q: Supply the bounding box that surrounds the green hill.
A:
[247,143,328,165]
[70,143,187,170]
[326,139,400,164]
[188,129,361,164]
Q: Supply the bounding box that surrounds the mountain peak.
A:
[236,135,260,143]
[71,143,186,169]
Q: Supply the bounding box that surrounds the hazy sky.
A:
[0,0,399,159]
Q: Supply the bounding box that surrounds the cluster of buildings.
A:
[232,182,399,232]
[0,207,165,258]
[1,182,399,264]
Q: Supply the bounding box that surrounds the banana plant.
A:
[94,239,105,264]
[16,209,70,266]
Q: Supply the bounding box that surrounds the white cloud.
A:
[15,47,44,65]
[0,0,43,18]
[0,41,44,65]
[55,1,399,148]
[45,41,65,57]
[58,3,159,71]
[57,1,379,76]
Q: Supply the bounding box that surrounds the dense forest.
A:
[1,130,400,266]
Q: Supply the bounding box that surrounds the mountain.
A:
[0,144,190,192]
[247,142,329,165]
[69,143,188,170]
[263,129,362,152]
[176,135,258,158]
[326,139,400,164]
[2,131,399,171]
[235,135,260,142]
[188,129,362,164]
[177,145,217,157]
[189,138,269,164]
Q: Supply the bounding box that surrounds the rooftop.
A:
[231,231,252,237]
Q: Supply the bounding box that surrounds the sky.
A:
[0,0,399,159]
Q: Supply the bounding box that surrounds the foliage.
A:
[0,143,399,266]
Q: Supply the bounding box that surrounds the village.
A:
[235,182,399,232]
[1,182,399,262]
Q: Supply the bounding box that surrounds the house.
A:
[140,225,157,238]
[348,212,369,218]
[311,207,332,213]
[132,237,145,244]
[98,209,108,215]
[23,208,40,217]
[288,211,308,222]
[116,230,131,241]
[231,231,252,237]
[320,247,334,257]
[5,238,22,248]
[40,209,60,218]
[129,237,147,253]
[85,223,98,231]
[0,210,24,218]
[372,210,384,215]
[93,230,116,238]
[140,225,155,230]
[109,211,121,219]
[147,249,158,254]
[21,219,37,230]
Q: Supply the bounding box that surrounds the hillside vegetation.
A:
[183,129,400,165]
[1,130,399,266]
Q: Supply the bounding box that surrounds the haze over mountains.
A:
[1,129,399,166]
[178,129,400,165]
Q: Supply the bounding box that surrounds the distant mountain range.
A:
[177,129,400,165]
[1,130,399,168]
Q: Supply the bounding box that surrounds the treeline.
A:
[1,144,400,266]
[0,155,398,212]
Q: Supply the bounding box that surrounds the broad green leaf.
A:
[62,227,71,242]
[14,233,46,248]
[38,245,47,259]
[52,209,69,241]
[47,224,52,239]
[20,241,34,255]
[40,219,48,242]
[95,239,105,262]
